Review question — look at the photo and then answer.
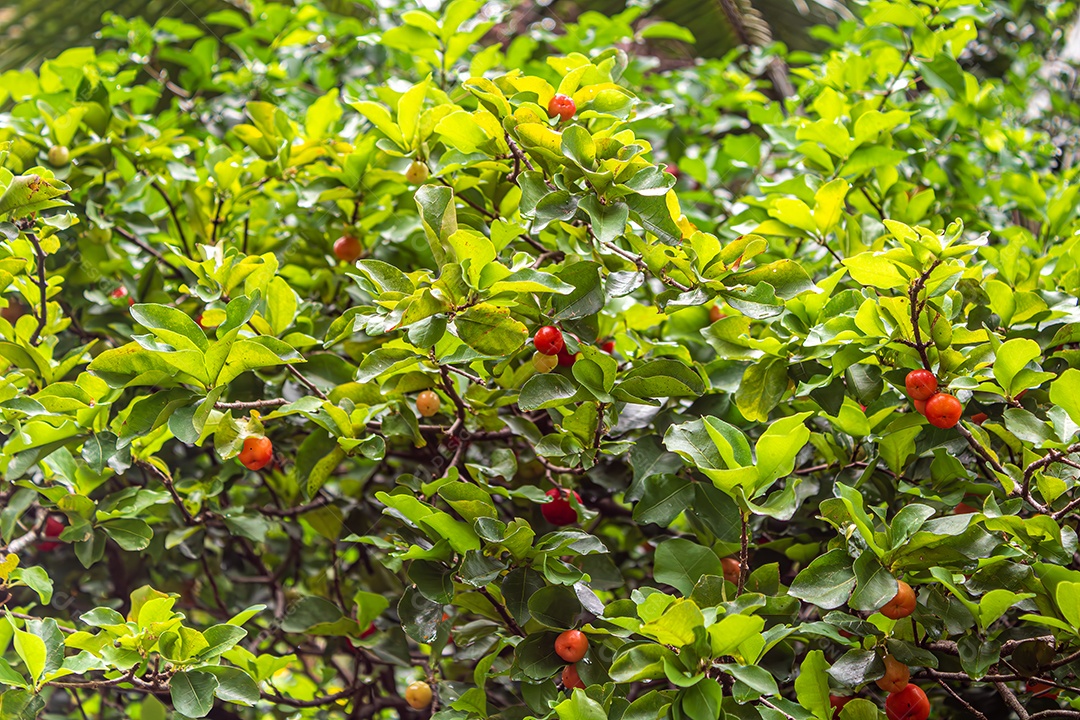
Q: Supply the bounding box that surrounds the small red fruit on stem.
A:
[239,436,273,471]
[542,488,582,526]
[333,235,362,263]
[555,629,589,662]
[547,94,576,122]
[561,663,586,690]
[924,393,962,429]
[876,655,910,693]
[881,580,917,620]
[557,348,578,367]
[905,370,938,401]
[38,516,65,551]
[721,557,741,585]
[885,684,930,720]
[830,695,853,719]
[534,326,564,356]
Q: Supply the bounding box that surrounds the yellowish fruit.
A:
[405,681,433,709]
[533,351,558,373]
[47,145,70,166]
[406,161,429,184]
[417,390,441,417]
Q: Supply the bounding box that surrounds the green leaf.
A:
[633,475,694,527]
[993,338,1042,397]
[519,374,580,411]
[1050,368,1080,427]
[795,650,832,720]
[789,549,856,609]
[101,519,153,551]
[842,252,909,289]
[415,185,457,267]
[813,178,849,233]
[0,175,71,220]
[454,303,528,356]
[170,669,219,718]
[654,539,723,595]
[11,626,46,683]
[734,357,788,423]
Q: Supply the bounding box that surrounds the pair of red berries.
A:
[555,629,588,690]
[534,326,578,367]
[905,370,962,429]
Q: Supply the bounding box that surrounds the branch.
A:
[25,232,48,345]
[476,586,525,636]
[438,178,498,220]
[149,181,192,256]
[257,494,334,518]
[908,259,941,371]
[138,461,197,525]
[114,227,184,280]
[215,398,291,410]
[287,364,329,400]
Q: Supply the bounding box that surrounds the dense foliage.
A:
[1,0,1079,718]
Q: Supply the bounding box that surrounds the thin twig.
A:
[114,227,184,279]
[26,232,48,345]
[149,181,192,256]
[138,461,197,525]
[476,586,525,636]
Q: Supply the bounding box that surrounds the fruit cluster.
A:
[555,629,588,690]
[904,370,962,429]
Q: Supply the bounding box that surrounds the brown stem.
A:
[25,232,48,345]
[114,227,184,279]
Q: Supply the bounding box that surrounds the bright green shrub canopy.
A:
[0,0,1079,719]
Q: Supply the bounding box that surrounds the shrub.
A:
[0,0,1078,718]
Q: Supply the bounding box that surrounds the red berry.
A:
[830,695,853,719]
[547,94,576,122]
[542,488,581,526]
[333,235,362,263]
[885,684,930,720]
[913,398,927,414]
[1027,680,1059,699]
[971,412,988,425]
[955,502,977,515]
[876,655,910,693]
[664,163,679,177]
[111,286,128,300]
[534,326,564,356]
[360,623,376,639]
[721,557,741,584]
[881,580,916,620]
[557,348,578,367]
[709,305,724,323]
[239,436,273,471]
[924,393,962,429]
[905,370,938,401]
[561,663,586,690]
[555,630,589,662]
[38,516,65,551]
[600,340,615,354]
